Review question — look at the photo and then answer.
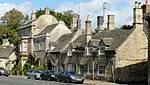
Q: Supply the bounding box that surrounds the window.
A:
[67,45,73,56]
[68,64,74,70]
[99,46,105,55]
[87,64,93,74]
[38,43,42,50]
[98,65,105,76]
[87,46,92,56]
[67,48,72,56]
[20,42,27,52]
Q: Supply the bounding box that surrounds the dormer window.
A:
[99,46,105,55]
[67,44,73,57]
[87,41,93,56]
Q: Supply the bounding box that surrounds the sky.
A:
[0,0,146,29]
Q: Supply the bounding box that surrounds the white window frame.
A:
[68,64,73,70]
[67,48,72,56]
[38,43,42,50]
[87,64,93,74]
[20,42,27,52]
[97,64,105,76]
[87,46,92,56]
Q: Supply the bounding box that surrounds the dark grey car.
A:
[27,70,42,80]
[57,70,84,84]
[0,67,9,77]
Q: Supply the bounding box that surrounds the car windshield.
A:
[48,70,57,74]
[34,70,42,73]
[68,71,76,75]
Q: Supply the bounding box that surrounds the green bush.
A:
[11,62,22,75]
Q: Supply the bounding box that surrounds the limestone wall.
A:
[115,24,148,82]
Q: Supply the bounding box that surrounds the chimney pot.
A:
[107,15,115,30]
[45,7,50,15]
[31,12,36,20]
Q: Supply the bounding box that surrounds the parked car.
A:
[40,70,58,81]
[27,70,42,80]
[57,70,84,84]
[0,67,9,77]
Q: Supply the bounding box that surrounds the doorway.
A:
[47,60,52,70]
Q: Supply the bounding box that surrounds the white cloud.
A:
[56,0,145,29]
[0,1,35,18]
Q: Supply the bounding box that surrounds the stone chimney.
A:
[97,16,104,32]
[107,15,115,30]
[133,1,143,25]
[142,0,150,15]
[85,15,92,44]
[31,12,36,20]
[2,35,9,46]
[45,7,50,15]
[71,14,81,32]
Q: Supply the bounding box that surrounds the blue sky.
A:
[0,0,91,10]
[0,0,146,28]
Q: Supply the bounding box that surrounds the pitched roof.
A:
[72,35,86,47]
[53,33,75,52]
[90,39,100,47]
[93,28,135,50]
[101,38,113,46]
[38,23,58,35]
[0,46,15,58]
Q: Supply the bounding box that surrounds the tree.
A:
[36,8,74,29]
[1,8,28,30]
[0,8,28,46]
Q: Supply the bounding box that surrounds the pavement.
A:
[84,79,117,85]
[10,75,117,85]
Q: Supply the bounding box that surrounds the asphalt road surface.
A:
[0,76,84,85]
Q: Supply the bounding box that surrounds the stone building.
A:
[53,1,148,83]
[0,36,17,70]
[18,7,66,67]
[18,1,148,83]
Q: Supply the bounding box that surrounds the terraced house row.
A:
[18,1,148,83]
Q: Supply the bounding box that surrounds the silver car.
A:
[27,70,42,80]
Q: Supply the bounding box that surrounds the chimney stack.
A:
[2,34,9,46]
[31,12,36,20]
[45,7,50,15]
[146,0,149,5]
[85,15,92,44]
[133,1,143,24]
[107,15,115,30]
[97,16,104,32]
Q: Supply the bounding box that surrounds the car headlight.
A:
[70,76,76,79]
[51,75,55,77]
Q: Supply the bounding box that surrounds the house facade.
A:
[0,37,17,71]
[18,8,59,68]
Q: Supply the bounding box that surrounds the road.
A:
[0,76,84,85]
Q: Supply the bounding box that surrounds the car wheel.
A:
[39,76,42,80]
[56,77,60,82]
[5,75,8,77]
[80,82,83,84]
[34,75,37,80]
[47,77,51,81]
[66,78,70,83]
[27,77,30,79]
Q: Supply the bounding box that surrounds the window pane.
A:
[22,42,27,51]
[100,46,105,53]
[99,65,105,74]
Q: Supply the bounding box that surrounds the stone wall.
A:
[115,24,148,82]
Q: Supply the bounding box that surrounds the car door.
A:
[59,71,65,81]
